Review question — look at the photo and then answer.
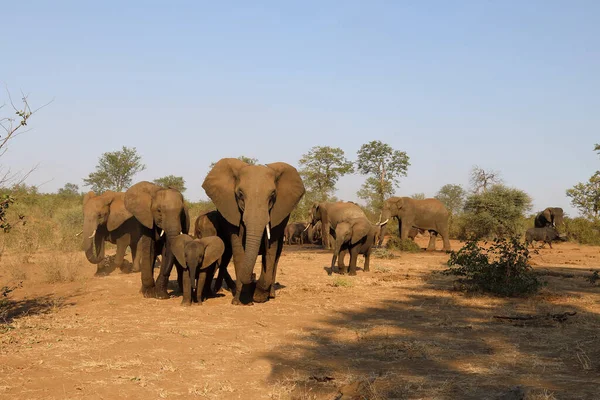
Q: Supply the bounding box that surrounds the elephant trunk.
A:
[83,222,105,264]
[239,210,269,286]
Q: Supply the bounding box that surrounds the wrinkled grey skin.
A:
[534,207,564,230]
[82,191,142,275]
[124,182,190,299]
[284,222,308,245]
[171,234,225,306]
[331,217,377,275]
[379,197,451,251]
[307,201,367,249]
[202,159,305,305]
[194,210,237,298]
[525,227,567,249]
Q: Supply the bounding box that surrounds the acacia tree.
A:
[57,183,80,197]
[469,166,502,194]
[298,146,354,202]
[83,146,145,193]
[356,140,410,213]
[153,175,186,193]
[566,145,600,220]
[435,184,466,216]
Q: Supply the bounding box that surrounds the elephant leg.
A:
[113,236,128,272]
[181,267,192,306]
[427,231,437,251]
[254,239,276,303]
[156,244,175,299]
[173,263,184,295]
[363,251,371,272]
[348,247,359,276]
[438,226,451,251]
[269,238,284,299]
[138,235,156,298]
[338,249,348,274]
[131,243,140,273]
[399,219,411,240]
[197,271,208,304]
[215,251,235,294]
[230,233,250,306]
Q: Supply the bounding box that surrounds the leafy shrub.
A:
[444,237,543,296]
[564,217,600,246]
[385,236,420,252]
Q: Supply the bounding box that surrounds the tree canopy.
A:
[356,140,410,212]
[435,184,466,215]
[83,146,145,193]
[57,183,80,197]
[566,144,600,220]
[298,146,353,202]
[153,175,186,193]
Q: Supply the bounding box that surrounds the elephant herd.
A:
[82,157,566,306]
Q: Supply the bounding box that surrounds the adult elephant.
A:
[82,191,142,275]
[284,222,308,245]
[124,181,190,298]
[308,220,323,245]
[534,207,564,229]
[307,201,367,249]
[379,197,451,251]
[202,158,305,305]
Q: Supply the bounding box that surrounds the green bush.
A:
[443,237,543,296]
[385,236,421,252]
[564,217,600,246]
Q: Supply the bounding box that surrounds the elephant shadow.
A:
[323,266,365,276]
[164,279,287,304]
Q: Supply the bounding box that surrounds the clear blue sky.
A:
[2,1,598,216]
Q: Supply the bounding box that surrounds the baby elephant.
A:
[525,227,567,249]
[331,217,377,275]
[171,234,225,306]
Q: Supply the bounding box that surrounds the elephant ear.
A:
[267,162,305,227]
[83,191,96,207]
[198,237,225,269]
[202,158,248,226]
[125,181,160,229]
[351,218,371,245]
[107,193,134,231]
[171,234,194,267]
[543,208,552,224]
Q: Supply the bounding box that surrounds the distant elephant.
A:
[194,210,236,297]
[171,234,225,305]
[307,201,367,249]
[124,182,190,298]
[331,217,377,275]
[202,158,305,305]
[534,207,564,229]
[82,191,142,275]
[308,220,323,245]
[380,197,450,251]
[284,222,308,245]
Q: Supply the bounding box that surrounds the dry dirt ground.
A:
[1,238,599,400]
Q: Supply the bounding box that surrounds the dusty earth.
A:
[1,238,599,400]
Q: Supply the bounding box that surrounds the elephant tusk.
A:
[160,229,165,237]
[380,219,389,225]
[88,229,96,239]
[266,224,271,240]
[303,224,310,232]
[75,231,83,237]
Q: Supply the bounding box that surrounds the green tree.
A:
[153,175,186,193]
[210,156,258,168]
[435,184,466,215]
[566,172,600,220]
[298,146,354,202]
[460,184,532,239]
[57,183,80,197]
[410,192,425,200]
[356,140,410,213]
[83,146,145,193]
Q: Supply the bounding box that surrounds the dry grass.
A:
[39,253,81,283]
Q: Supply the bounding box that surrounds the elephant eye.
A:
[236,190,244,200]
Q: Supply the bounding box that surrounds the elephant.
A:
[284,222,308,245]
[534,207,564,230]
[307,201,367,249]
[331,217,377,275]
[82,191,142,275]
[307,220,323,245]
[379,197,451,251]
[171,234,225,305]
[202,158,305,305]
[194,210,236,297]
[124,181,190,299]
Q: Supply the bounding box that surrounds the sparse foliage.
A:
[460,184,532,239]
[444,237,543,296]
[57,183,80,197]
[469,166,502,194]
[298,146,354,202]
[356,141,410,213]
[566,172,600,220]
[153,175,186,193]
[410,193,425,200]
[435,184,466,216]
[210,156,258,169]
[83,146,145,193]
